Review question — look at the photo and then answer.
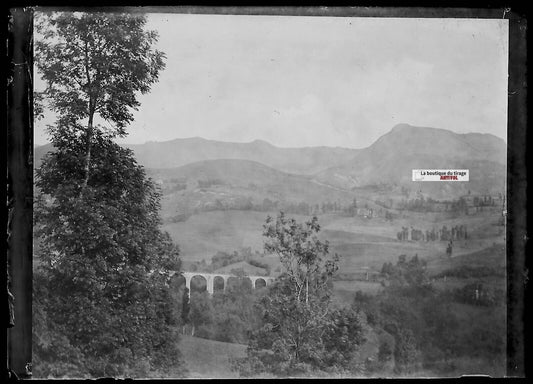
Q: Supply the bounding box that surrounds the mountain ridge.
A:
[33,123,506,197]
[35,123,506,151]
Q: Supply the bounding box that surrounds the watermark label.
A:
[412,169,469,181]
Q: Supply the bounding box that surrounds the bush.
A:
[435,265,505,279]
[453,283,505,307]
[378,339,393,363]
[169,212,192,223]
[248,259,271,275]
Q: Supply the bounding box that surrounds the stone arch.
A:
[254,278,267,289]
[190,275,207,293]
[213,275,225,292]
[169,273,186,289]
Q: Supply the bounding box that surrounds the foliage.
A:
[435,265,506,279]
[397,224,468,242]
[392,328,420,374]
[33,272,85,378]
[181,287,191,327]
[32,11,183,377]
[189,247,270,275]
[363,253,506,375]
[211,279,263,344]
[381,254,432,295]
[36,11,165,134]
[197,178,225,188]
[35,11,165,188]
[263,212,338,304]
[233,213,364,377]
[452,283,505,307]
[182,276,263,344]
[188,291,214,337]
[33,133,186,377]
[377,338,393,364]
[167,275,190,333]
[353,290,380,327]
[211,250,244,270]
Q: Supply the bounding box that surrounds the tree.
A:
[35,11,165,190]
[34,133,186,377]
[263,212,337,305]
[378,339,393,364]
[386,254,431,294]
[180,287,191,333]
[393,328,420,374]
[188,291,213,338]
[446,241,453,258]
[234,213,364,377]
[210,280,263,344]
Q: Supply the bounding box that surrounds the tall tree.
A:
[32,11,184,377]
[35,11,165,190]
[33,132,186,377]
[233,213,364,377]
[35,133,185,375]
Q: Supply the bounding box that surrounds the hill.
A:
[368,124,505,164]
[35,124,506,199]
[149,159,369,221]
[212,260,269,276]
[126,137,358,175]
[34,142,54,167]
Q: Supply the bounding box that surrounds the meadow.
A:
[175,335,247,378]
[159,197,506,378]
[174,318,385,379]
[162,205,505,276]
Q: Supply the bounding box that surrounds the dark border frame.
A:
[4,5,528,379]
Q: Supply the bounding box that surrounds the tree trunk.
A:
[80,117,93,192]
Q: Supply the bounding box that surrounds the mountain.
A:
[312,124,506,197]
[34,143,54,166]
[35,138,359,175]
[125,137,358,175]
[33,124,507,198]
[370,124,505,163]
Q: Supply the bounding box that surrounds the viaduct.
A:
[169,271,276,296]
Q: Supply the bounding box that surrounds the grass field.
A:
[174,321,384,378]
[333,280,384,298]
[162,210,276,262]
[163,207,505,280]
[176,335,247,378]
[426,243,506,290]
[426,243,506,273]
[162,206,505,307]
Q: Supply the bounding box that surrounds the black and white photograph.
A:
[5,6,527,379]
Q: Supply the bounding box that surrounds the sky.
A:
[34,13,509,149]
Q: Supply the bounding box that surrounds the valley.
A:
[34,123,507,291]
[34,123,508,377]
